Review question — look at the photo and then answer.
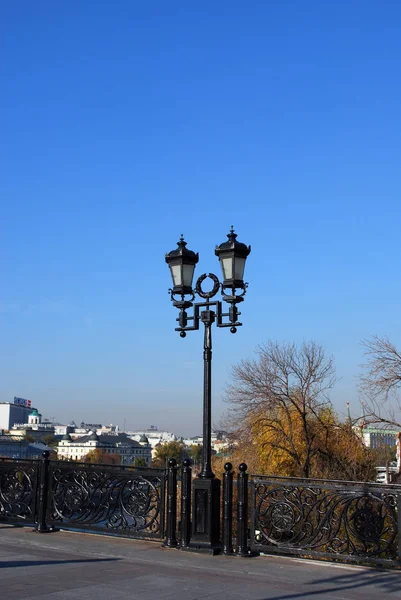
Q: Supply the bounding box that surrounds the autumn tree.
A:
[360,335,401,428]
[132,457,147,467]
[185,444,212,473]
[186,444,203,465]
[225,340,375,481]
[40,434,58,448]
[312,419,376,481]
[370,444,397,467]
[84,449,121,465]
[152,441,184,467]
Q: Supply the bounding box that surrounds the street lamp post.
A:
[165,228,251,553]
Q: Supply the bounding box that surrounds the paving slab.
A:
[0,524,400,599]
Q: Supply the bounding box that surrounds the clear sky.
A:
[1,1,400,436]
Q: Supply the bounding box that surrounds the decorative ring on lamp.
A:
[195,273,220,299]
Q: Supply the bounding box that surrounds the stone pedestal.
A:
[188,477,221,554]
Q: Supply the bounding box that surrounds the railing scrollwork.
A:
[250,477,400,565]
[49,463,165,539]
[0,459,39,522]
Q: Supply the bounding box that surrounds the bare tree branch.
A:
[225,340,337,478]
[360,335,401,428]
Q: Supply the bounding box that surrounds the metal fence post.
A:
[180,458,192,548]
[36,451,54,533]
[164,458,178,547]
[236,462,250,556]
[397,490,401,564]
[222,462,234,555]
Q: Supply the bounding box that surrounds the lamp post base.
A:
[181,542,221,555]
[190,477,221,552]
[34,525,57,533]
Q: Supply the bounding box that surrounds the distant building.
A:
[97,424,119,435]
[79,422,102,430]
[55,423,119,438]
[0,401,37,431]
[352,417,401,483]
[10,408,55,439]
[57,432,152,466]
[54,424,75,437]
[356,424,399,449]
[128,427,177,457]
[182,430,229,454]
[0,436,52,459]
[128,428,230,458]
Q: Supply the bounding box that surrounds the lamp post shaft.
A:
[200,309,214,479]
[190,308,221,553]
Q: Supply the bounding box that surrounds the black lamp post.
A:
[165,227,251,552]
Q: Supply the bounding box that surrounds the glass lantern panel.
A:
[171,264,182,287]
[182,263,195,287]
[234,257,246,281]
[221,257,233,281]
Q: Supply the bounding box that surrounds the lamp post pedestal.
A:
[189,477,221,554]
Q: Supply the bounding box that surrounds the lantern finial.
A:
[228,226,237,241]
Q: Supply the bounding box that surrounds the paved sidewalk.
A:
[0,524,400,599]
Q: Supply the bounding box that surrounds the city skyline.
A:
[0,393,380,440]
[0,396,228,439]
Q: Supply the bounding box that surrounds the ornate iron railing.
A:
[250,475,401,565]
[47,461,166,540]
[2,454,401,567]
[0,458,40,523]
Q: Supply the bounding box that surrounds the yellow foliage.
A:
[226,404,376,481]
[83,449,121,465]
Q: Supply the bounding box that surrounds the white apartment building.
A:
[127,426,177,457]
[358,425,399,449]
[182,430,230,454]
[0,402,36,430]
[57,432,152,466]
[55,422,119,438]
[10,408,55,438]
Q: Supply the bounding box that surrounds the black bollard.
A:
[236,463,250,556]
[164,458,178,547]
[36,451,54,533]
[222,462,234,555]
[180,458,192,548]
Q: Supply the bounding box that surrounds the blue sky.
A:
[1,1,400,435]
